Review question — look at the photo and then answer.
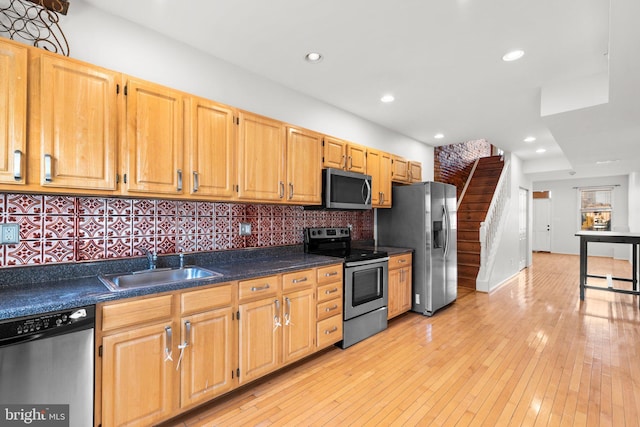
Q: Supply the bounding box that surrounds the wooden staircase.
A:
[457,156,504,289]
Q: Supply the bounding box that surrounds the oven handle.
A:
[344,257,389,268]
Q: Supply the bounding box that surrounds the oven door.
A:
[344,258,389,320]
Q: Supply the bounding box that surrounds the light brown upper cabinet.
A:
[391,155,410,183]
[409,161,422,182]
[237,111,286,202]
[29,50,119,192]
[286,127,322,204]
[367,148,392,208]
[0,38,27,187]
[123,77,185,195]
[322,135,367,174]
[186,97,237,199]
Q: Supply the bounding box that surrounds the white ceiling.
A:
[80,0,640,180]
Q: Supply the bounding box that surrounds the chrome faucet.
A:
[179,252,185,269]
[141,248,157,270]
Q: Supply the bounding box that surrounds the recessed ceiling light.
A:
[596,159,620,165]
[380,94,395,103]
[434,133,444,139]
[305,52,323,63]
[502,49,525,62]
[536,148,546,154]
[524,136,536,143]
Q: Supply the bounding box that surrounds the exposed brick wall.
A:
[434,139,493,200]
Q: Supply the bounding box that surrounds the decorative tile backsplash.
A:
[0,193,374,267]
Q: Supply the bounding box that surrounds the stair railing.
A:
[456,158,479,210]
[477,160,511,289]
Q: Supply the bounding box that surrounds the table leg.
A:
[579,237,587,300]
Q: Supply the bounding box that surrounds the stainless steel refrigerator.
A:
[378,182,457,316]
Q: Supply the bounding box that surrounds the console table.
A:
[575,231,640,307]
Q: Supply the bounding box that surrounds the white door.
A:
[518,188,529,270]
[533,198,551,252]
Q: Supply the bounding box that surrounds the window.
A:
[579,187,612,231]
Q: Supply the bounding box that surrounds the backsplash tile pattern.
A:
[0,193,373,267]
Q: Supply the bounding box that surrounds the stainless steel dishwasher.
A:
[0,305,95,427]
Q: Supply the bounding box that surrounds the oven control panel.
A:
[305,227,350,240]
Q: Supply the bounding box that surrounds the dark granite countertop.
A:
[0,245,341,320]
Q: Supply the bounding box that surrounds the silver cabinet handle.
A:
[183,320,191,348]
[284,297,291,326]
[348,156,353,170]
[274,299,282,330]
[177,169,183,191]
[325,288,339,294]
[398,259,407,264]
[251,284,270,292]
[381,192,385,205]
[44,154,53,182]
[279,181,285,199]
[288,183,294,200]
[325,271,338,277]
[325,326,338,335]
[341,154,346,169]
[292,277,308,284]
[325,304,339,312]
[13,150,22,181]
[164,326,173,361]
[193,171,199,192]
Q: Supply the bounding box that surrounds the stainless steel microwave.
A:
[320,168,372,210]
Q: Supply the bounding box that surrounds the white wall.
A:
[61,1,433,177]
[629,172,640,233]
[533,175,629,257]
[482,153,533,292]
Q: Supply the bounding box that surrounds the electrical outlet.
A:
[239,222,252,236]
[0,223,20,244]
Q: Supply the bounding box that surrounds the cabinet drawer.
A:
[317,264,343,284]
[317,316,343,348]
[317,299,342,321]
[282,269,315,291]
[317,282,342,303]
[238,275,279,302]
[101,294,173,332]
[390,253,412,269]
[181,283,234,315]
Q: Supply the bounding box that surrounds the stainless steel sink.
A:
[99,266,221,291]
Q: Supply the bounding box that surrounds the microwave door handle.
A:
[362,179,372,204]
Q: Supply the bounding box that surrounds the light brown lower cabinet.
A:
[388,253,413,319]
[97,265,343,426]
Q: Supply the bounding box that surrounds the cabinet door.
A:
[101,322,175,427]
[124,77,184,195]
[409,161,422,182]
[238,297,281,384]
[399,266,413,313]
[392,155,409,183]
[282,288,315,364]
[187,97,236,198]
[33,53,119,191]
[0,39,27,186]
[286,127,322,204]
[387,267,401,319]
[368,149,392,208]
[322,135,346,169]
[379,151,392,207]
[346,143,366,173]
[237,112,286,201]
[180,307,235,408]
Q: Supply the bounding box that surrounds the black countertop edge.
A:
[0,245,343,321]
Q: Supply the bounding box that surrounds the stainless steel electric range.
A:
[304,227,389,348]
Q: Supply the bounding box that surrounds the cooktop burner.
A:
[303,227,388,263]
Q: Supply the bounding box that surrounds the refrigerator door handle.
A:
[443,204,450,257]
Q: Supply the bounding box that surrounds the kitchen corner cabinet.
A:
[388,253,413,319]
[322,135,367,174]
[409,161,422,182]
[0,38,27,186]
[29,50,119,192]
[286,127,322,204]
[367,148,392,208]
[185,97,237,199]
[123,77,185,195]
[391,155,410,183]
[237,111,286,201]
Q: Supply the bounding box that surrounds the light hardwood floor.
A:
[161,253,640,426]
